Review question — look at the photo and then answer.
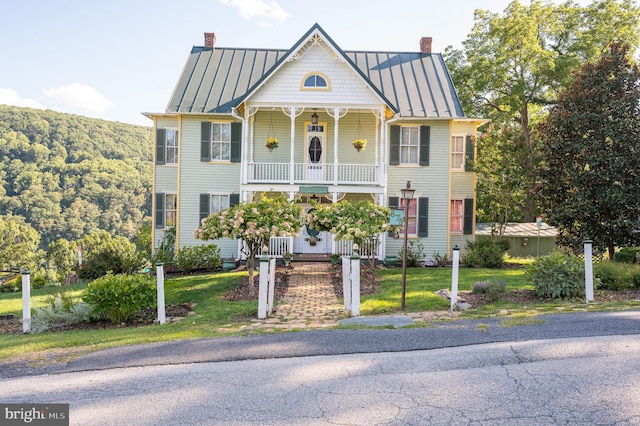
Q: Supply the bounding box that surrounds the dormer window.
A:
[301,72,330,90]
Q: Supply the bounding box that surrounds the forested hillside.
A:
[0,105,153,248]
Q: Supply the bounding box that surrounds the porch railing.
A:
[252,236,382,259]
[247,162,381,185]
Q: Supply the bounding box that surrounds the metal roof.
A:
[166,24,465,118]
[476,222,559,238]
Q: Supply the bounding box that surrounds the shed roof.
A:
[166,24,465,119]
[476,222,558,238]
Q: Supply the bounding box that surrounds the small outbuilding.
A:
[476,222,558,257]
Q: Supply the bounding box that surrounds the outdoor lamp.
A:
[401,180,415,310]
[311,112,318,125]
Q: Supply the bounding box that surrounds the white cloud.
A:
[219,0,290,22]
[42,83,115,113]
[0,88,46,109]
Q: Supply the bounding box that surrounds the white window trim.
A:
[451,134,465,171]
[210,122,232,162]
[400,126,420,165]
[165,128,179,166]
[208,193,231,214]
[164,193,177,228]
[450,199,463,233]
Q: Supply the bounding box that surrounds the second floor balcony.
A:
[246,162,382,185]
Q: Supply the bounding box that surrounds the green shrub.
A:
[77,230,145,280]
[82,274,157,324]
[632,267,640,289]
[462,239,508,268]
[594,262,634,290]
[0,275,20,293]
[472,278,507,301]
[31,275,46,289]
[151,226,176,266]
[613,247,640,264]
[526,251,585,299]
[31,293,97,334]
[176,244,221,273]
[396,241,425,267]
[433,251,448,267]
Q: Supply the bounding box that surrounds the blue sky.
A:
[1,0,594,126]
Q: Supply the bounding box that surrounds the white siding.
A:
[250,43,380,106]
[177,117,241,252]
[386,122,450,260]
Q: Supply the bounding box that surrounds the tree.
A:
[445,0,640,221]
[46,238,78,282]
[538,42,640,259]
[195,196,303,295]
[473,124,528,236]
[306,200,391,269]
[0,214,43,271]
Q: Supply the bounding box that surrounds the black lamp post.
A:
[400,180,415,310]
[311,112,319,125]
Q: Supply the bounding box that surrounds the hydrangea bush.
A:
[195,196,303,295]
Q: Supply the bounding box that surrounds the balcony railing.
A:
[247,162,381,185]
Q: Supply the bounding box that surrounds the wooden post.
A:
[451,246,460,311]
[258,254,269,319]
[156,263,166,324]
[350,250,361,317]
[342,254,351,313]
[584,239,594,302]
[267,257,276,314]
[21,270,31,334]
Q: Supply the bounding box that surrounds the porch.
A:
[246,162,382,185]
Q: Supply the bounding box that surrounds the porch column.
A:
[290,109,296,185]
[334,107,339,186]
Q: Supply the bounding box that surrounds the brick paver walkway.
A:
[246,262,345,331]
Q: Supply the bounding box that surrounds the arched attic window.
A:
[301,72,330,90]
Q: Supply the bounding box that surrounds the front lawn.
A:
[0,271,253,363]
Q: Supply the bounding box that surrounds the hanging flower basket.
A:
[266,137,279,151]
[352,138,367,152]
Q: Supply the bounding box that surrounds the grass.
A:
[0,271,255,363]
[361,267,531,315]
[1,261,639,365]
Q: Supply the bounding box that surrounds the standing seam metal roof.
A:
[166,30,465,118]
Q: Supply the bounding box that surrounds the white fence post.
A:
[451,246,460,311]
[258,254,269,319]
[267,257,276,313]
[350,251,361,317]
[342,255,351,314]
[156,263,166,324]
[21,270,31,334]
[584,239,594,303]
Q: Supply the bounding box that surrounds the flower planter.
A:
[383,256,397,267]
[222,260,236,272]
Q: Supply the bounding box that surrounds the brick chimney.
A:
[204,32,216,48]
[420,37,432,53]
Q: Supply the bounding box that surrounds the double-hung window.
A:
[451,136,465,170]
[450,200,463,232]
[210,123,231,161]
[200,193,239,224]
[156,129,178,165]
[400,127,419,165]
[155,193,177,229]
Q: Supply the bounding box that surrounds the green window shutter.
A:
[388,196,400,236]
[155,193,165,229]
[418,197,429,237]
[389,126,400,165]
[230,122,242,163]
[199,194,210,224]
[230,193,240,206]
[419,126,430,166]
[463,198,474,235]
[156,129,166,165]
[464,135,475,171]
[201,122,211,162]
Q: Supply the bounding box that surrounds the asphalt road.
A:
[1,310,639,378]
[2,334,640,425]
[2,310,640,425]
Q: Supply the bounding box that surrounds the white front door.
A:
[306,125,325,181]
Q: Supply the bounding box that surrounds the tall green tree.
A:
[0,214,43,271]
[445,0,640,221]
[538,42,640,259]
